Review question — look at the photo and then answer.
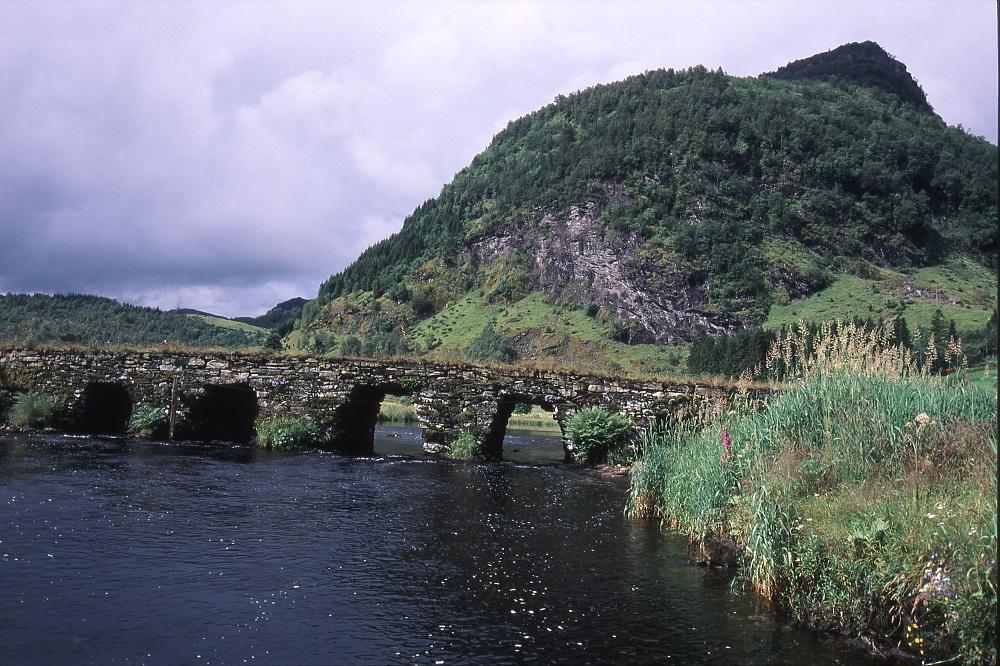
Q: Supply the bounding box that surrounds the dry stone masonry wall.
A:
[0,348,758,460]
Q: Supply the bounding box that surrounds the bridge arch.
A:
[479,395,574,461]
[179,383,259,444]
[71,381,134,435]
[333,381,420,454]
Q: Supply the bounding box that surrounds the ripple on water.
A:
[0,432,874,665]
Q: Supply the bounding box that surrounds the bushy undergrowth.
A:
[629,325,997,664]
[465,320,516,363]
[0,388,12,424]
[128,406,168,439]
[255,415,323,449]
[564,408,634,464]
[447,433,478,461]
[7,392,64,429]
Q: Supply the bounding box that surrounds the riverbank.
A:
[628,363,997,664]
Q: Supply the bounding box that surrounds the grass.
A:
[766,258,997,336]
[900,300,992,335]
[966,365,997,391]
[376,398,420,424]
[411,291,687,377]
[186,314,269,335]
[628,326,997,664]
[906,258,998,306]
[506,406,562,432]
[255,415,323,449]
[766,275,887,329]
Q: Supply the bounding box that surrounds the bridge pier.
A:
[476,399,577,461]
[416,391,579,462]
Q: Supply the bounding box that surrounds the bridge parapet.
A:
[0,348,763,460]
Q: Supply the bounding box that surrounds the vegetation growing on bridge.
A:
[447,433,478,461]
[254,415,323,450]
[629,323,997,664]
[6,392,65,430]
[128,406,168,439]
[564,408,634,465]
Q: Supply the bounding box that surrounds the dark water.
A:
[0,430,872,666]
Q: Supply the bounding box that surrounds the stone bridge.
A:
[0,348,758,460]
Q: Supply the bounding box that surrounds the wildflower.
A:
[719,427,733,465]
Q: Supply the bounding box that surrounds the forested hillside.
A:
[0,294,267,348]
[235,297,309,333]
[291,42,996,374]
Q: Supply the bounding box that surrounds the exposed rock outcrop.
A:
[467,202,735,344]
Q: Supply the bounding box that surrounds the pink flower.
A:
[720,427,733,465]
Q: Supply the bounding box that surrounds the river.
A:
[0,427,872,665]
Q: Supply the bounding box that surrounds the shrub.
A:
[255,415,323,449]
[447,433,478,460]
[564,408,634,464]
[340,335,363,357]
[465,320,516,363]
[128,405,168,439]
[7,392,64,429]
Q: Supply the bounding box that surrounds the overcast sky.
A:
[1,1,996,317]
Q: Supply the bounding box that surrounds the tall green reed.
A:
[629,322,996,663]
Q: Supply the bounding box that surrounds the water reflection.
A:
[372,424,567,465]
[502,428,566,464]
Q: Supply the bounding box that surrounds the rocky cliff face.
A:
[467,202,735,344]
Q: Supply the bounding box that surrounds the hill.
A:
[0,293,268,348]
[293,42,994,374]
[235,297,309,333]
[765,40,932,111]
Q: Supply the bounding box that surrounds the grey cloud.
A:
[0,1,995,317]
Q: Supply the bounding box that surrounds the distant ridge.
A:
[0,293,267,348]
[235,297,309,332]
